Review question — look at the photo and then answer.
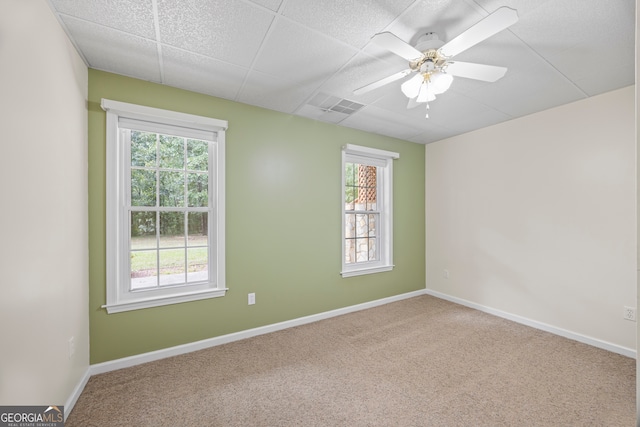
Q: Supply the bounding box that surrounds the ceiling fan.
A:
[354,7,518,117]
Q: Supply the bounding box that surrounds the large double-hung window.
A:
[102,99,227,313]
[341,144,399,277]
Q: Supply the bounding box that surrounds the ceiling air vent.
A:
[308,93,365,116]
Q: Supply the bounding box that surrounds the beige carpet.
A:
[67,295,635,426]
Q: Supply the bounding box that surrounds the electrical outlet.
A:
[623,306,636,322]
[68,336,75,359]
[443,269,449,279]
[248,293,255,305]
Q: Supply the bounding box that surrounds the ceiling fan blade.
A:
[371,32,423,61]
[445,61,507,82]
[439,7,518,58]
[354,69,412,95]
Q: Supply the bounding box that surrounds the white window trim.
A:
[341,144,399,278]
[101,99,228,313]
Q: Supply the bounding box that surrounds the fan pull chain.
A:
[425,102,430,119]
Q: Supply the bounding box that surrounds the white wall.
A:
[0,0,89,409]
[426,86,636,354]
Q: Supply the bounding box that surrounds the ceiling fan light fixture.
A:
[430,72,453,94]
[416,83,436,102]
[400,73,423,98]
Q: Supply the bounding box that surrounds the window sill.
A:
[102,288,227,314]
[341,265,394,278]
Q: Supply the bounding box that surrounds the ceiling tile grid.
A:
[48,0,635,144]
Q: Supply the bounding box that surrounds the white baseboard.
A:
[90,289,427,376]
[64,367,91,421]
[424,289,636,359]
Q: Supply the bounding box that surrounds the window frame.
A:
[101,99,228,313]
[341,144,399,277]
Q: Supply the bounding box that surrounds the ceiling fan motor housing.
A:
[416,32,444,51]
[411,33,447,72]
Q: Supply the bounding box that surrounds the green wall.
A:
[88,70,425,363]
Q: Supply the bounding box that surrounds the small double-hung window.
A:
[102,99,227,313]
[341,144,399,277]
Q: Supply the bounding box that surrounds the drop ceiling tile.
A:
[544,12,635,96]
[571,69,634,97]
[471,0,554,17]
[548,46,634,96]
[507,0,634,59]
[409,125,460,144]
[252,18,357,88]
[248,0,283,12]
[427,99,511,135]
[50,0,156,39]
[157,0,274,67]
[465,62,586,118]
[61,16,161,82]
[161,46,248,100]
[281,0,415,48]
[341,105,425,141]
[237,70,316,114]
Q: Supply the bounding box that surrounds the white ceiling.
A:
[48,0,635,144]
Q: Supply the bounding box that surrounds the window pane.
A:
[369,238,377,261]
[188,212,208,247]
[159,171,185,207]
[159,212,184,248]
[360,165,377,211]
[187,139,208,171]
[131,169,157,206]
[159,249,186,286]
[159,135,184,169]
[368,214,377,237]
[345,239,355,264]
[345,196,355,211]
[131,250,158,289]
[366,195,377,211]
[356,164,377,211]
[187,247,208,283]
[345,162,356,210]
[356,214,368,238]
[188,173,208,207]
[356,238,369,262]
[131,211,156,250]
[345,162,356,186]
[345,214,355,239]
[131,131,157,167]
